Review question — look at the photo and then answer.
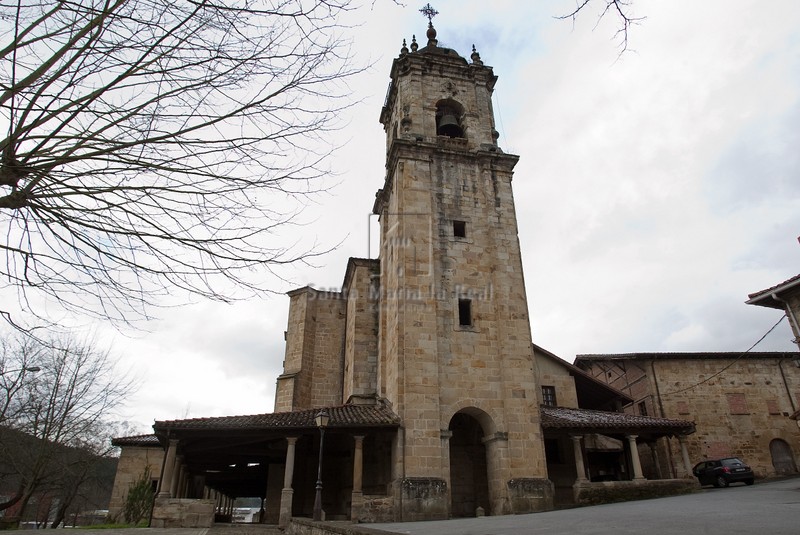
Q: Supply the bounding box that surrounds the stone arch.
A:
[769,438,798,475]
[444,400,501,436]
[435,99,465,138]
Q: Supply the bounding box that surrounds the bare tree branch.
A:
[556,0,644,55]
[0,332,135,517]
[1,0,361,328]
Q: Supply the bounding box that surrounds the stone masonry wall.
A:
[308,292,346,408]
[653,357,800,477]
[534,351,580,409]
[578,355,800,478]
[108,446,164,521]
[277,288,346,411]
[343,260,379,402]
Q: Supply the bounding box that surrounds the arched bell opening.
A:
[436,100,465,138]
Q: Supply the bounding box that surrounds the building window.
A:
[458,299,472,327]
[542,386,557,407]
[453,220,466,238]
[638,401,648,416]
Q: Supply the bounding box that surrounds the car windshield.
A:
[721,458,745,467]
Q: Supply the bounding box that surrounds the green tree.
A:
[123,468,154,526]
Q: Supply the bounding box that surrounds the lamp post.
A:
[0,366,41,376]
[312,409,330,521]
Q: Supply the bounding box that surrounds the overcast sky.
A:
[49,0,800,432]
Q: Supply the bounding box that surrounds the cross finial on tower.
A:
[420,3,439,23]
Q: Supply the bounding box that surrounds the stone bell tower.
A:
[373,13,553,520]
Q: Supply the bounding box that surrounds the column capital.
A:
[440,429,453,440]
[286,436,299,445]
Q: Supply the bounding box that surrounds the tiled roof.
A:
[111,434,161,447]
[575,351,799,363]
[747,273,800,301]
[154,404,400,432]
[540,406,695,434]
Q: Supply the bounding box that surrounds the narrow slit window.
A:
[453,220,466,238]
[458,299,472,327]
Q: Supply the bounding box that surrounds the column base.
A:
[278,488,294,528]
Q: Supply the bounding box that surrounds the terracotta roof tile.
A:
[575,351,798,363]
[111,434,161,447]
[154,404,400,431]
[747,273,800,301]
[541,406,695,434]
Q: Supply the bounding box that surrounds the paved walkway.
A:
[368,477,800,535]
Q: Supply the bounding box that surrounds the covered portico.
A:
[151,403,400,527]
[540,406,696,506]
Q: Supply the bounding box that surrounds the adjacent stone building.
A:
[574,352,800,479]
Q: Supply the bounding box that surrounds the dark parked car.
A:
[692,457,755,487]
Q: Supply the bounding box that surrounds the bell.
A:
[437,113,463,138]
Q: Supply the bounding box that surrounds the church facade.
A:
[109,23,706,528]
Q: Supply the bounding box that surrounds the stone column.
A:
[626,435,645,480]
[171,456,184,497]
[678,435,693,478]
[351,435,365,523]
[571,435,588,482]
[440,430,453,515]
[158,439,179,498]
[279,436,298,528]
[482,431,510,515]
[649,442,663,479]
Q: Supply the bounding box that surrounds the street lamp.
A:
[312,409,330,521]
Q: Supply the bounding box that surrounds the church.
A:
[108,19,768,528]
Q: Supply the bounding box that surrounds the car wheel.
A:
[745,479,754,486]
[716,475,729,488]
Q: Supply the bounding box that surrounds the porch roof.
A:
[540,406,695,436]
[153,403,400,433]
[111,433,161,447]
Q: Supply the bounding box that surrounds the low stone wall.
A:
[150,497,215,528]
[288,518,402,535]
[573,479,697,506]
[507,478,555,513]
[358,495,394,523]
[399,477,448,521]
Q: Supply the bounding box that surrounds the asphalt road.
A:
[369,477,800,535]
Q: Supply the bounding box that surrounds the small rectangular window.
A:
[542,386,557,407]
[638,401,648,416]
[453,220,466,238]
[458,298,472,326]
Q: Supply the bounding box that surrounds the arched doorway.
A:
[770,439,798,475]
[448,412,489,517]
